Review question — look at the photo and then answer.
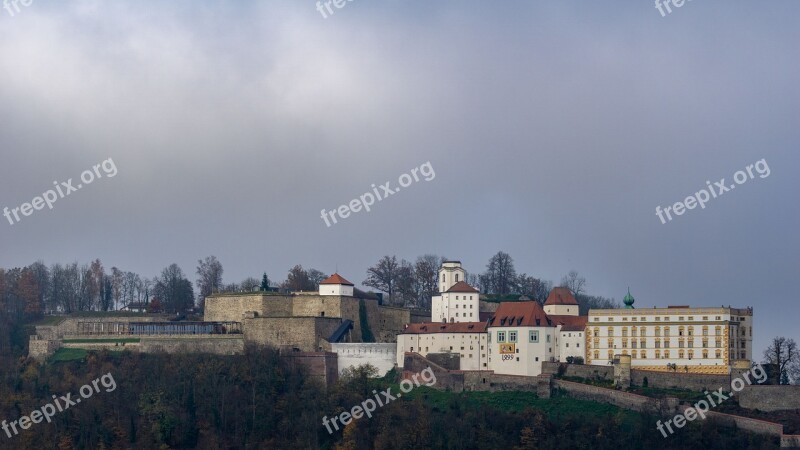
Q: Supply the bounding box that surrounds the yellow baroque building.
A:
[586,293,753,375]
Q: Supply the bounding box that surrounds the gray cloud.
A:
[1,1,798,356]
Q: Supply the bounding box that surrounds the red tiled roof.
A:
[489,302,552,327]
[446,281,479,293]
[548,315,588,332]
[320,273,354,286]
[544,287,579,306]
[401,322,488,334]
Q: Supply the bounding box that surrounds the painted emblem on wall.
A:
[499,343,515,354]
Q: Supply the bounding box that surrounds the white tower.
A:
[432,261,479,323]
[438,261,466,293]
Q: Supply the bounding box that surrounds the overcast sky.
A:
[1,1,798,357]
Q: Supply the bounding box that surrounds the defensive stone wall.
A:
[427,352,461,370]
[479,301,500,313]
[243,316,341,352]
[679,405,784,438]
[739,385,800,412]
[403,353,465,392]
[139,336,244,355]
[631,369,730,392]
[554,379,679,415]
[204,293,292,322]
[541,362,613,380]
[377,306,411,343]
[410,309,431,324]
[283,352,339,389]
[29,337,62,361]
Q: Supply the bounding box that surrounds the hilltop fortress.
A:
[29,262,755,385]
[29,274,412,385]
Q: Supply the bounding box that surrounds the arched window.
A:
[715,349,722,359]
[594,350,600,360]
[607,350,613,360]
[455,274,459,282]
[703,350,709,359]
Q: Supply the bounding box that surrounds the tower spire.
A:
[623,287,635,309]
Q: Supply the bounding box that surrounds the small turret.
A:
[623,287,635,309]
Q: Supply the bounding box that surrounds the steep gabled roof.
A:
[489,301,552,328]
[544,287,579,306]
[446,281,479,293]
[319,273,354,286]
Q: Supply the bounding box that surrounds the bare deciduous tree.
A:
[414,254,446,307]
[560,270,586,297]
[307,269,328,290]
[363,255,412,306]
[763,337,799,385]
[196,256,224,310]
[483,251,517,295]
[517,274,552,304]
[282,265,316,292]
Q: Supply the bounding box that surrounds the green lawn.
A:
[50,348,89,362]
[63,338,141,344]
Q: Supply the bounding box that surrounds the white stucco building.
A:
[487,301,558,376]
[397,322,488,370]
[319,273,355,297]
[543,287,588,363]
[331,343,397,376]
[431,261,480,324]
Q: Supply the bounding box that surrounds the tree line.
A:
[0,252,619,321]
[0,257,339,320]
[362,251,619,313]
